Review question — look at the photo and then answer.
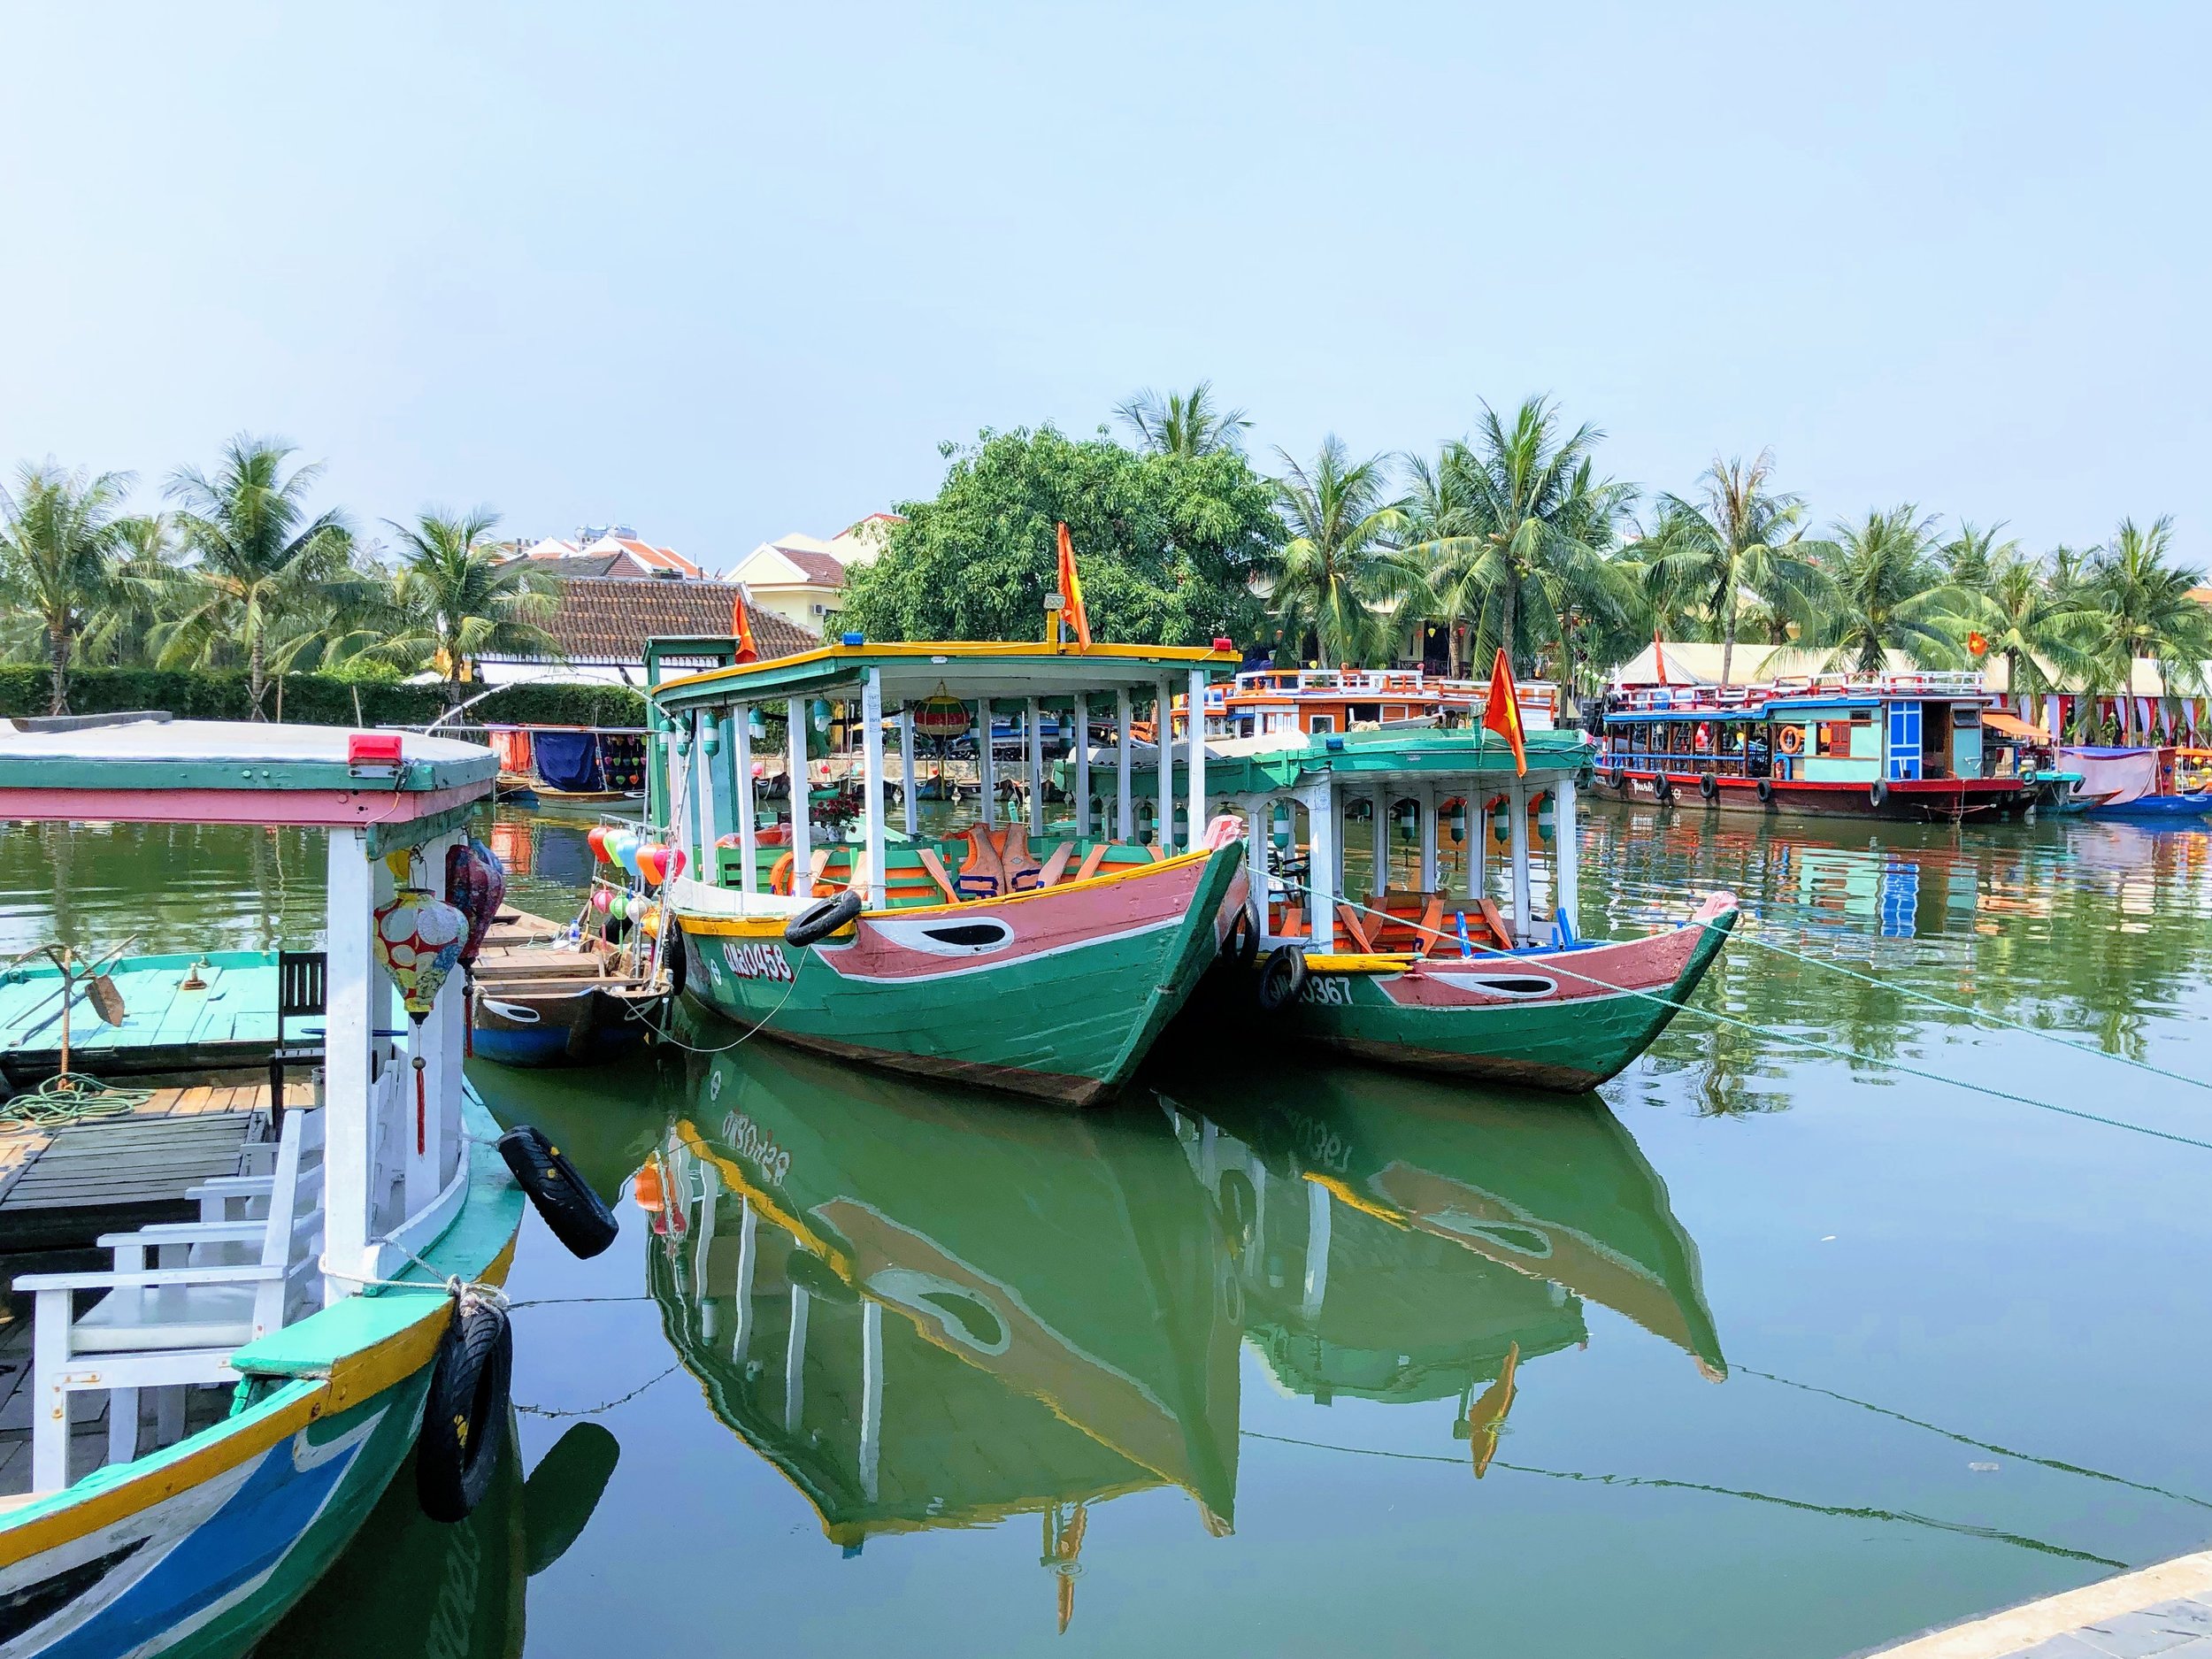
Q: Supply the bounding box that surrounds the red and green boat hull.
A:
[673,842,1246,1106]
[1271,892,1739,1091]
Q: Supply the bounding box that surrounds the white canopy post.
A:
[321,826,374,1303]
[861,669,887,910]
[1509,777,1532,945]
[787,696,811,890]
[1370,787,1387,898]
[1025,695,1045,834]
[694,710,719,879]
[1303,778,1336,950]
[1073,694,1091,840]
[1555,774,1579,935]
[1116,688,1134,839]
[898,705,918,837]
[1156,676,1175,851]
[977,699,996,823]
[734,706,757,895]
[1418,783,1439,892]
[1187,668,1207,849]
[1244,796,1268,938]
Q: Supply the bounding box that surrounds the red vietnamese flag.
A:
[1055,522,1093,649]
[1483,647,1527,776]
[732,586,759,663]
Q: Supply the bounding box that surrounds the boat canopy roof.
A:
[1159,726,1587,795]
[0,714,495,833]
[649,641,1239,712]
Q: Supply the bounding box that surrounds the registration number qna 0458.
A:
[1300,976,1356,1007]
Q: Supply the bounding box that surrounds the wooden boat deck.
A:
[0,952,281,1079]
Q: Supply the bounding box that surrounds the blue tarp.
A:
[533,731,603,792]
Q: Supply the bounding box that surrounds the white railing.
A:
[1611,670,1986,714]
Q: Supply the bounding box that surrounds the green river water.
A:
[3,803,2209,1658]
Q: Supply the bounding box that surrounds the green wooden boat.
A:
[1115,725,1740,1089]
[0,717,541,1657]
[644,639,1251,1104]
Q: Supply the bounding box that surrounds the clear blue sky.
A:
[5,3,2206,572]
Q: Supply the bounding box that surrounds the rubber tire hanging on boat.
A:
[416,1294,513,1524]
[1653,774,1675,804]
[1256,945,1309,1012]
[1698,773,1718,802]
[1222,908,1260,969]
[1756,779,1774,805]
[497,1125,619,1259]
[1869,780,1889,808]
[785,890,863,949]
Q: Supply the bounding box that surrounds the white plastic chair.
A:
[14,1106,326,1491]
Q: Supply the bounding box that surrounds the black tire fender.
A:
[1653,773,1675,803]
[498,1125,619,1259]
[785,890,863,949]
[1256,945,1309,1012]
[1870,780,1890,808]
[1756,779,1774,805]
[417,1294,513,1524]
[1222,907,1260,969]
[1698,772,1718,802]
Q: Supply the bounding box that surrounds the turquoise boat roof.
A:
[650,640,1240,711]
[0,716,495,827]
[1082,726,1590,795]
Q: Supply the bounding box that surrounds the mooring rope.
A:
[1271,877,2212,1153]
[0,1073,153,1132]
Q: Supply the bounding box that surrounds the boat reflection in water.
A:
[639,1037,1722,1624]
[257,1423,619,1659]
[1160,1061,1724,1472]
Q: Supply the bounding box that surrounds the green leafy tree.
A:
[163,436,357,716]
[1938,520,2019,588]
[1969,549,2100,699]
[1640,451,1836,687]
[1113,381,1251,457]
[0,462,134,712]
[1270,437,1409,669]
[84,511,184,668]
[1811,505,1968,674]
[836,426,1282,646]
[380,508,562,705]
[1399,398,1629,679]
[2085,515,2212,740]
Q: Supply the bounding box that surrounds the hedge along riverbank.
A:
[0,667,649,728]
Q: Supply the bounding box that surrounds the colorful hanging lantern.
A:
[373,856,467,1024]
[472,836,505,931]
[911,686,970,741]
[444,842,492,967]
[588,825,611,864]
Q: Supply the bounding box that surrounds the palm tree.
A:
[1115,382,1251,457]
[1399,398,1630,678]
[1968,549,2100,700]
[1640,451,1836,688]
[84,511,184,667]
[2085,516,2212,741]
[0,462,134,712]
[1270,438,1409,668]
[1811,505,1969,674]
[1937,520,2019,588]
[163,436,356,716]
[380,508,561,705]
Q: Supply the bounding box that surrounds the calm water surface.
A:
[4,803,2209,1658]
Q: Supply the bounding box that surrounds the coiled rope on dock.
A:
[0,1073,152,1133]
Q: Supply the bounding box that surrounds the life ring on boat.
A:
[1698,773,1717,802]
[767,852,795,896]
[1756,779,1774,805]
[1255,944,1309,1012]
[1869,780,1889,808]
[1776,725,1804,756]
[497,1125,620,1259]
[785,889,863,948]
[416,1292,513,1524]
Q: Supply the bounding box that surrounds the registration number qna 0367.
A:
[1300,976,1356,1007]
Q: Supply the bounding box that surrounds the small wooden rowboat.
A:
[643,637,1248,1105]
[467,905,670,1067]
